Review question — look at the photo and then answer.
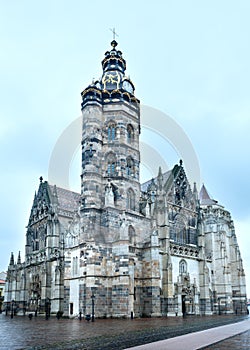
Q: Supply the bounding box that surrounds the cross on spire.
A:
[110,27,119,40]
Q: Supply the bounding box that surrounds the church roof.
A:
[141,162,186,193]
[141,170,172,192]
[199,184,218,206]
[48,185,81,212]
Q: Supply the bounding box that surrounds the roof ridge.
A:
[48,184,80,196]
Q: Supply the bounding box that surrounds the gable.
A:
[141,162,197,213]
[28,180,52,225]
[28,180,81,226]
[165,163,196,211]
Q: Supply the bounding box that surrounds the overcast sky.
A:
[1,1,250,294]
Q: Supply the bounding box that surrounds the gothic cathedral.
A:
[5,40,247,318]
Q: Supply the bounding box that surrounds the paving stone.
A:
[0,313,248,350]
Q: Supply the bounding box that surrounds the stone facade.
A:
[4,40,247,318]
[0,272,6,312]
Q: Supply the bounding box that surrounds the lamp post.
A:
[91,291,95,322]
[218,297,221,315]
[11,300,14,319]
[35,295,38,317]
[23,301,26,316]
[45,297,50,320]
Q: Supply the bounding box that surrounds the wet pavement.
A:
[201,329,250,349]
[0,313,248,350]
[126,318,250,349]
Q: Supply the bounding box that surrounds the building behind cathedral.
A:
[4,40,247,318]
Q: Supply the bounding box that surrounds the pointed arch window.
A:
[170,215,188,245]
[179,259,187,274]
[127,188,135,211]
[126,157,135,177]
[107,162,116,176]
[127,124,134,144]
[108,124,116,141]
[128,225,136,245]
[106,153,117,176]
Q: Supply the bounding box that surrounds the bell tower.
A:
[80,40,141,219]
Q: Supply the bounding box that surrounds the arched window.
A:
[126,157,135,177]
[170,215,188,244]
[127,124,134,144]
[129,225,136,245]
[107,162,115,175]
[182,228,187,244]
[107,124,116,141]
[127,188,135,211]
[106,153,116,176]
[189,217,196,228]
[179,259,187,274]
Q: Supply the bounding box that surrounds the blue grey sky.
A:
[1,1,249,293]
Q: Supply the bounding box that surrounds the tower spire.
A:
[10,252,14,265]
[17,251,21,265]
[193,182,198,201]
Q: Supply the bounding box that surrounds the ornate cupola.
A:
[81,40,137,109]
[102,40,126,74]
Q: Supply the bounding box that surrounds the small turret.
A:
[17,251,21,265]
[9,252,14,265]
[157,166,163,191]
[193,182,198,200]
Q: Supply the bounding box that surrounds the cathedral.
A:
[4,40,247,318]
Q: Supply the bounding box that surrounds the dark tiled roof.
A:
[49,185,81,212]
[199,184,218,206]
[141,170,172,192]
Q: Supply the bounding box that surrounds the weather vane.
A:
[110,27,119,41]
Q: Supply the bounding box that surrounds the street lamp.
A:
[11,300,15,319]
[218,297,221,315]
[91,291,95,322]
[45,297,50,320]
[23,301,26,316]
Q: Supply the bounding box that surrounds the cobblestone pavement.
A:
[201,329,250,349]
[0,313,248,350]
